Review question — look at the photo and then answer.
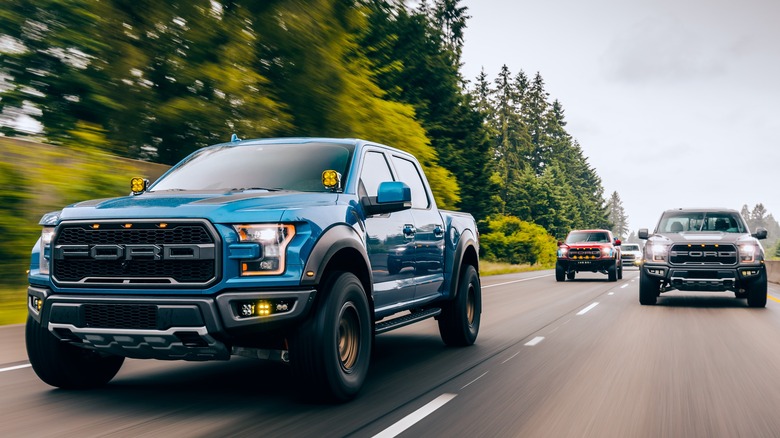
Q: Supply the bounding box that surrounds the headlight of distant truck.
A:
[647,242,670,262]
[233,224,295,275]
[738,244,757,263]
[39,227,55,275]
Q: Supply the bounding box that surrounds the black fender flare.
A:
[300,224,372,289]
[449,228,479,300]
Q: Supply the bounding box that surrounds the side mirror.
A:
[753,227,767,240]
[557,240,564,247]
[614,239,622,246]
[638,228,649,240]
[362,181,412,215]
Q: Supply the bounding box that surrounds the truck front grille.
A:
[568,248,602,258]
[52,220,220,287]
[669,244,737,265]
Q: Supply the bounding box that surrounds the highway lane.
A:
[2,270,780,437]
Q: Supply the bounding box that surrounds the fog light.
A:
[239,303,255,317]
[30,296,43,312]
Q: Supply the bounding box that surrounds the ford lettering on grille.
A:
[669,244,737,265]
[55,244,214,261]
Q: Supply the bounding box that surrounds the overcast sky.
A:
[459,0,779,234]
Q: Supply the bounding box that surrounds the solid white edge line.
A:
[0,364,31,373]
[373,393,457,438]
[524,336,544,346]
[482,274,553,289]
[577,302,599,315]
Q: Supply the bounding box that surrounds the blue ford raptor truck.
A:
[25,137,481,402]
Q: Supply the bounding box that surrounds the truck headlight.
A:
[557,247,568,257]
[647,243,670,262]
[233,224,295,275]
[39,227,55,275]
[601,247,614,258]
[738,244,757,263]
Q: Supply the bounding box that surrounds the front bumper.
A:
[27,285,316,360]
[557,258,617,272]
[641,264,765,292]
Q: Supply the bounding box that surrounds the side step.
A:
[375,308,441,334]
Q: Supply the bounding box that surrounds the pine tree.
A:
[605,191,629,239]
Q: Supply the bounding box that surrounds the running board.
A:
[375,308,441,334]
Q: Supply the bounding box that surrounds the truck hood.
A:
[55,190,342,224]
[564,242,614,248]
[653,232,755,245]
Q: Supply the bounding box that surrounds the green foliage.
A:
[479,214,557,266]
[0,160,32,283]
[606,191,628,239]
[0,138,142,287]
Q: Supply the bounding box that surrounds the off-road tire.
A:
[25,316,124,389]
[746,271,767,308]
[567,270,575,280]
[555,263,565,282]
[438,265,481,347]
[608,262,618,282]
[617,262,623,280]
[289,272,372,402]
[639,270,659,305]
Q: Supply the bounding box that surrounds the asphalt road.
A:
[3,270,780,437]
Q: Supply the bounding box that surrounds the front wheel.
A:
[607,262,617,282]
[289,272,372,402]
[25,316,124,389]
[639,270,659,305]
[617,262,623,280]
[438,265,481,347]
[567,270,575,280]
[555,263,565,282]
[746,271,767,308]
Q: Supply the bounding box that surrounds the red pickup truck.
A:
[556,229,623,281]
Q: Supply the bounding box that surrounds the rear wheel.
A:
[607,262,617,282]
[746,271,767,308]
[639,270,659,305]
[438,265,481,347]
[26,316,124,389]
[289,272,372,402]
[555,263,565,282]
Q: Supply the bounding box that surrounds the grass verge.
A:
[480,261,552,276]
[0,287,27,326]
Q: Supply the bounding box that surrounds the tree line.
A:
[0,0,620,278]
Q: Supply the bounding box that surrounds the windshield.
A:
[150,142,354,192]
[657,211,746,233]
[622,244,641,252]
[565,231,610,244]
